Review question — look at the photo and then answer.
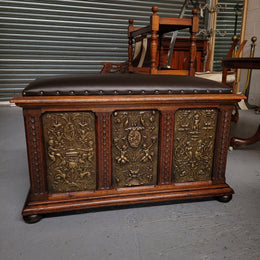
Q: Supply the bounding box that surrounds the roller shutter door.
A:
[0,0,207,99]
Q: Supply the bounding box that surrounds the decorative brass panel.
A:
[112,110,159,188]
[173,109,218,182]
[42,112,96,193]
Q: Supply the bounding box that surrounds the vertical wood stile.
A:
[23,109,47,200]
[96,112,112,190]
[212,107,233,184]
[158,110,175,185]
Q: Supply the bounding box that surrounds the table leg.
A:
[230,124,260,148]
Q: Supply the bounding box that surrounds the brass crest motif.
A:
[173,109,218,182]
[42,112,96,193]
[112,110,159,187]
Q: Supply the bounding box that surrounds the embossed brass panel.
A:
[173,109,218,182]
[42,112,96,193]
[112,110,159,188]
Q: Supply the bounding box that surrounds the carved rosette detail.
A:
[212,110,231,182]
[173,109,218,182]
[112,110,159,187]
[42,112,96,193]
[27,114,45,195]
[159,111,174,184]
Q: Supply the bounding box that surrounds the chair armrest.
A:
[100,62,128,74]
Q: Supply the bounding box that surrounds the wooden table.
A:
[222,58,260,148]
[222,57,260,70]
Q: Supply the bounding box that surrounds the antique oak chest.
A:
[11,74,244,223]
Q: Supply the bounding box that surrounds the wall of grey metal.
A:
[213,0,244,71]
[0,0,208,100]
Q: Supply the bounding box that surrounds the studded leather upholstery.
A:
[23,74,233,96]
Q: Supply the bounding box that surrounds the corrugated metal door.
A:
[213,0,244,71]
[1,0,208,100]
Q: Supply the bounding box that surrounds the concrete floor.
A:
[0,105,259,260]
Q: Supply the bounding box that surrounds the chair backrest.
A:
[132,35,148,68]
[205,38,247,72]
[222,39,247,89]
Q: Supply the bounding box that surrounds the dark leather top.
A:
[22,74,233,96]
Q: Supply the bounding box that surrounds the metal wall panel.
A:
[0,0,207,99]
[213,0,244,71]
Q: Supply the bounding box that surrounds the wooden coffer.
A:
[11,74,244,223]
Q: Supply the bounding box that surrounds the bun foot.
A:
[216,195,233,203]
[23,214,42,224]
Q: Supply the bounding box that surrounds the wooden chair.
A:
[127,6,199,76]
[195,38,247,93]
[101,6,200,76]
[222,38,247,89]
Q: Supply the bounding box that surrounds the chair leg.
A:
[231,104,239,123]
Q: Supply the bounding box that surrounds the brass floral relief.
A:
[42,112,96,193]
[173,109,218,182]
[112,110,159,188]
